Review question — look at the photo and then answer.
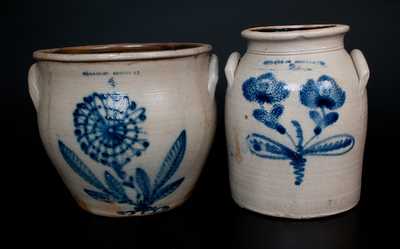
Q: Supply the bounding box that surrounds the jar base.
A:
[231,195,360,219]
[74,197,190,218]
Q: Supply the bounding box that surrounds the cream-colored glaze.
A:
[225,24,369,218]
[29,43,218,217]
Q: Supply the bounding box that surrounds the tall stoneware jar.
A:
[225,25,369,218]
[28,43,218,217]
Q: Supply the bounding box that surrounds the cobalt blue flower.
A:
[299,75,346,110]
[242,72,290,105]
[73,92,149,168]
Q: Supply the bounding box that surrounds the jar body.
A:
[226,47,368,218]
[32,53,216,216]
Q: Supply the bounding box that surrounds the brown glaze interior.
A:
[253,25,336,32]
[50,43,202,55]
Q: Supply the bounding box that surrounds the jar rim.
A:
[241,24,349,41]
[33,42,212,62]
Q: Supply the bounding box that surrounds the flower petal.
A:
[300,75,346,110]
[300,79,320,108]
[242,77,258,102]
[317,75,346,110]
[242,73,289,105]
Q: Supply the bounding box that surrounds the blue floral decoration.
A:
[242,72,290,134]
[58,130,187,215]
[242,72,290,105]
[300,75,345,110]
[73,92,149,172]
[243,73,355,186]
[58,90,187,215]
[300,75,346,135]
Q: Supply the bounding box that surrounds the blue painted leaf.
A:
[135,168,152,203]
[291,120,303,147]
[104,171,129,202]
[153,130,186,192]
[84,189,112,203]
[309,110,322,125]
[246,133,297,160]
[152,177,184,202]
[58,140,107,191]
[253,108,286,134]
[303,134,355,156]
[322,112,339,127]
[270,104,284,118]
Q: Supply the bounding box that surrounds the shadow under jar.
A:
[225,24,369,218]
[29,43,218,217]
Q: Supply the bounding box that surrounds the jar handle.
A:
[28,63,40,111]
[224,52,241,89]
[208,54,219,97]
[351,49,370,94]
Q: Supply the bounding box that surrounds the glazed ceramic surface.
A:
[29,43,218,217]
[225,25,369,218]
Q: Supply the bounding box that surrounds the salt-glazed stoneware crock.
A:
[225,24,369,218]
[28,43,218,217]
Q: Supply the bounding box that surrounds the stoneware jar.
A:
[29,43,218,217]
[225,24,369,218]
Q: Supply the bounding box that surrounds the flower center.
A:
[257,93,273,104]
[107,127,115,134]
[316,96,335,109]
[103,123,127,146]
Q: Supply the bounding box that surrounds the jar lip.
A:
[241,24,349,41]
[33,42,212,62]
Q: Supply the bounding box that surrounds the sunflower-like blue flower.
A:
[73,92,149,169]
[242,72,290,105]
[300,75,346,110]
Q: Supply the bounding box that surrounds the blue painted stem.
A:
[290,157,307,185]
[286,133,297,147]
[321,107,326,117]
[111,164,127,180]
[110,161,139,190]
[303,135,317,148]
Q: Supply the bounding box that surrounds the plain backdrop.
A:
[5,0,400,248]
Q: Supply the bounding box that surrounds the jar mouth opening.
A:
[254,24,337,32]
[242,24,349,40]
[33,43,212,62]
[52,43,203,54]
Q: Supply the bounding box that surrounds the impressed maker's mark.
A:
[82,70,141,87]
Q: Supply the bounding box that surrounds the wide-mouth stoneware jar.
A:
[225,24,369,218]
[29,43,218,217]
